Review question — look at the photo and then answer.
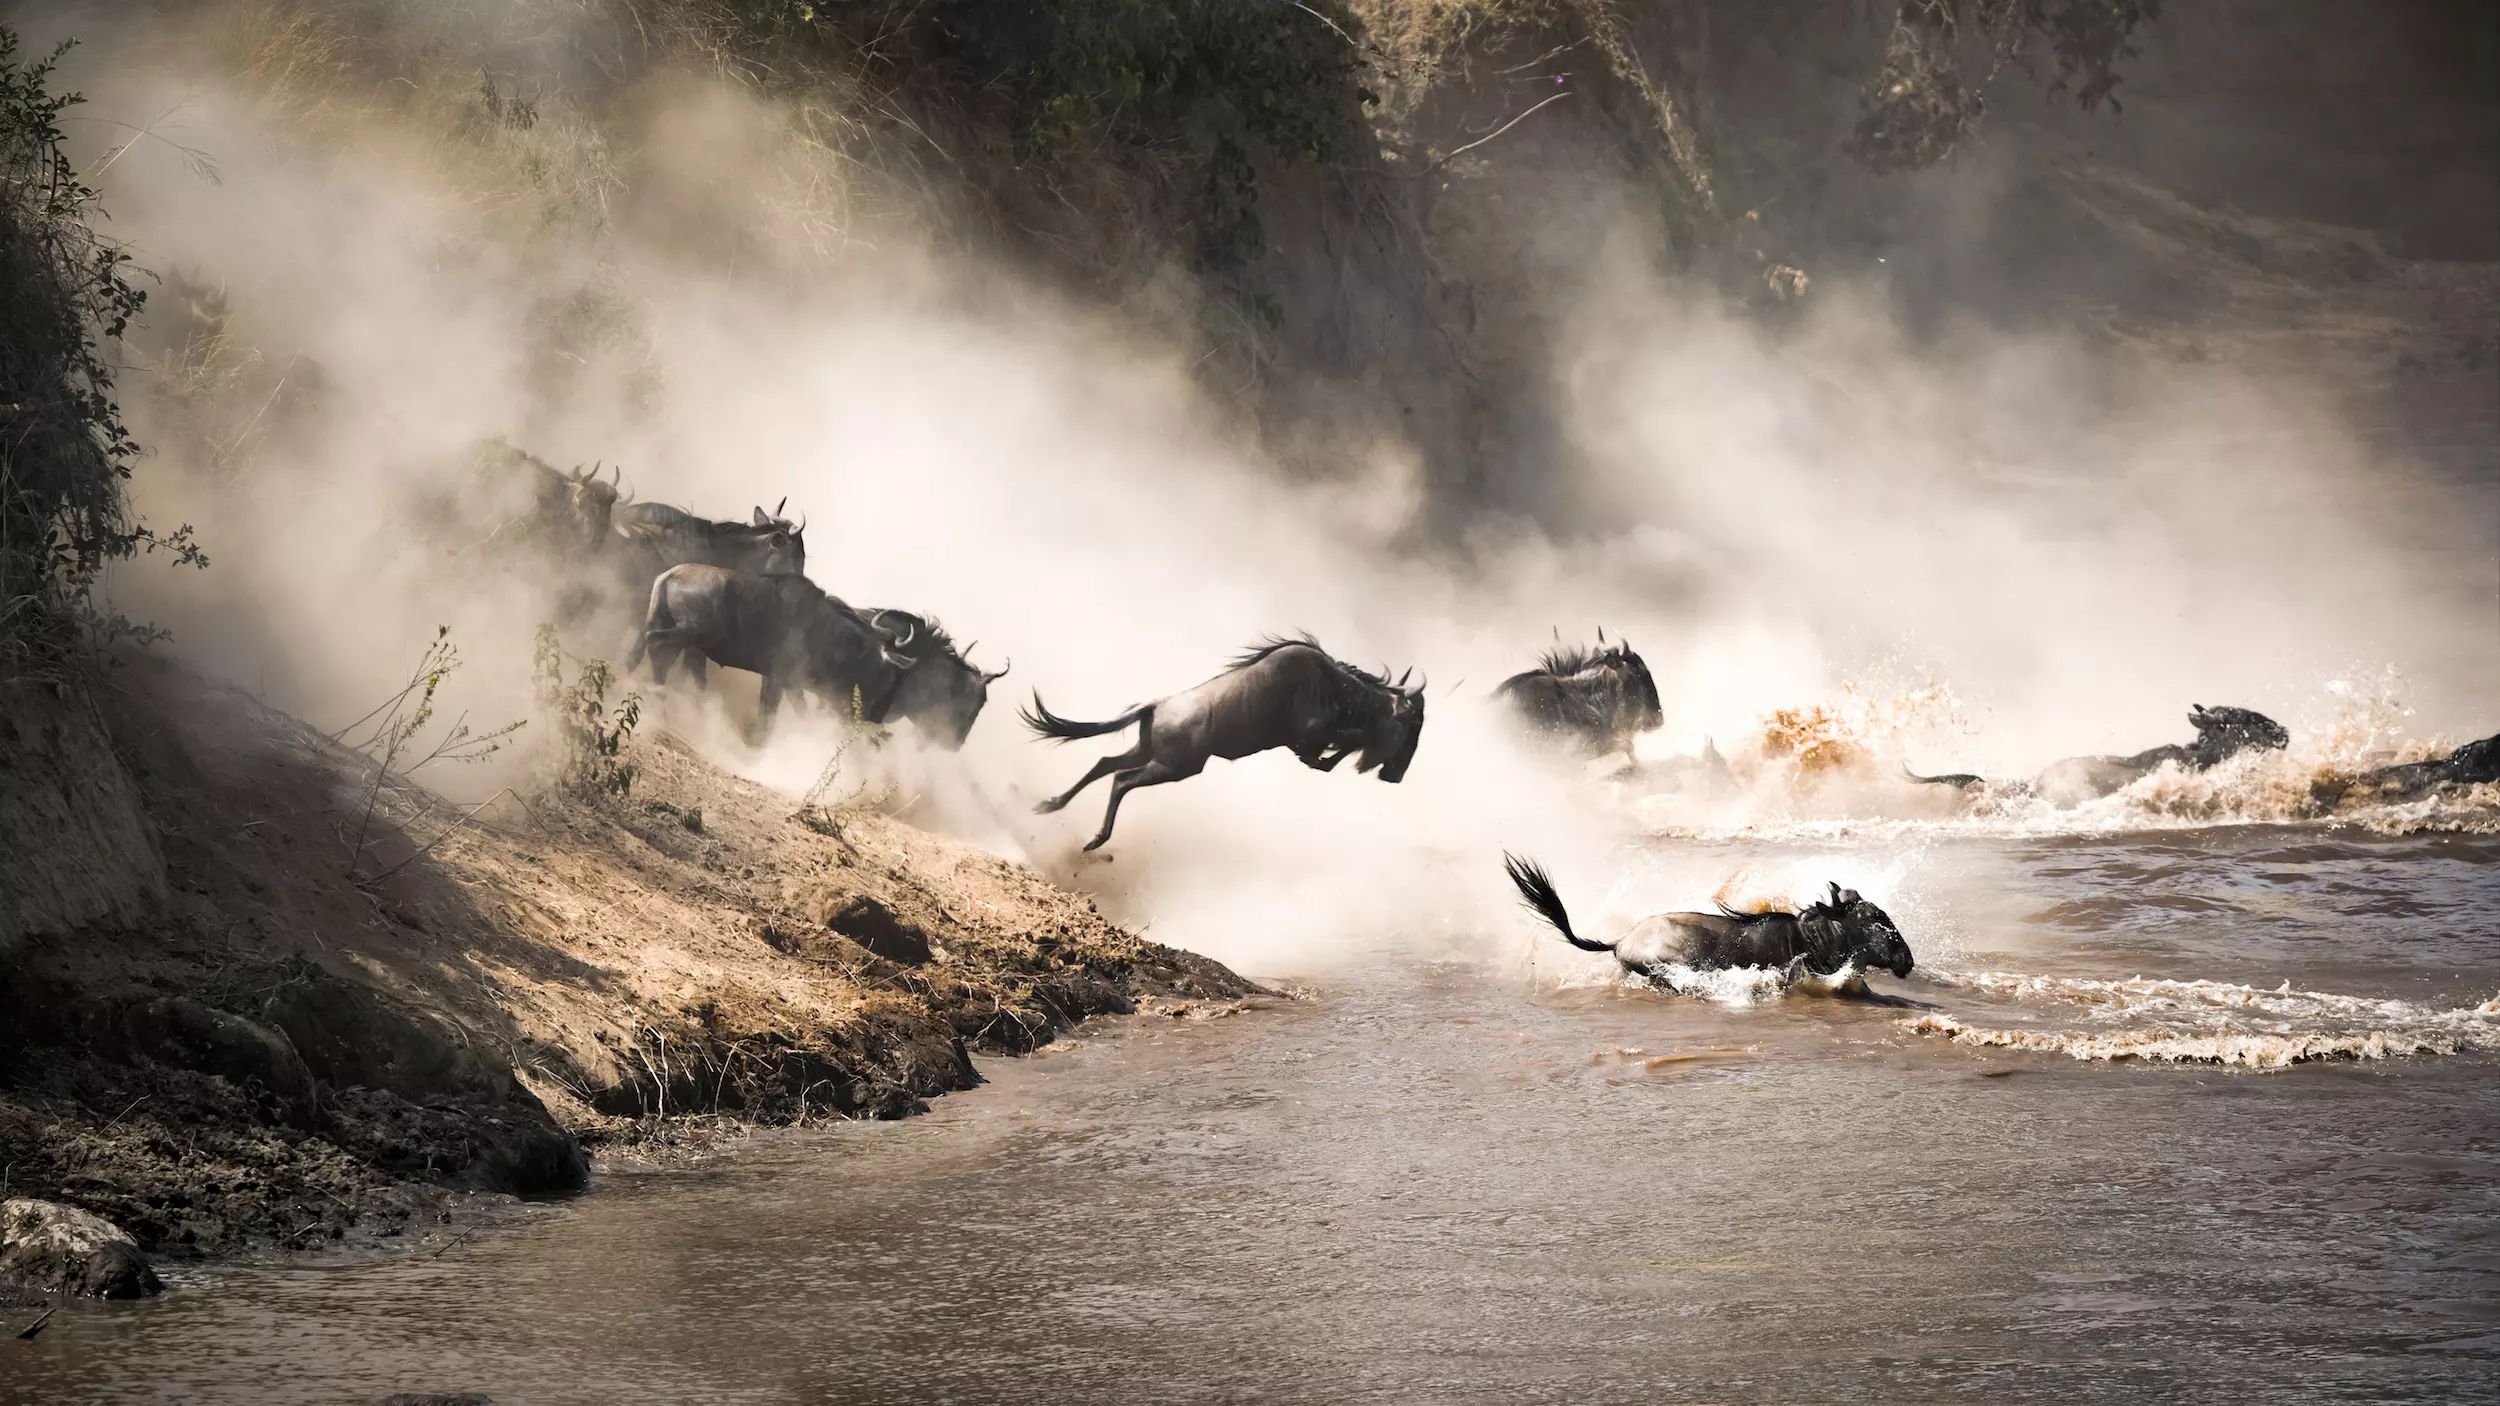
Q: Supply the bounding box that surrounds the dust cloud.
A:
[27,1,2496,974]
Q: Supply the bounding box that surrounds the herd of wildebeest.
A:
[486,440,2500,986]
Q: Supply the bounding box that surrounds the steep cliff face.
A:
[0,682,167,954]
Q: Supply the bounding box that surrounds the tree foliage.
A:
[0,26,203,673]
[1850,0,2162,173]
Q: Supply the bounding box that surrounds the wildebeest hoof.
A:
[1033,798,1063,815]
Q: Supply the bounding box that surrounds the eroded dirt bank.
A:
[0,655,1255,1287]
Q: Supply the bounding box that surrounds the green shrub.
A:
[0,26,203,674]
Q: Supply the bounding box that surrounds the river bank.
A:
[0,653,1256,1295]
[11,821,2497,1404]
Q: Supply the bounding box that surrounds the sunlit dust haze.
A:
[26,0,2498,976]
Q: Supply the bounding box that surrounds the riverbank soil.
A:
[0,653,1254,1275]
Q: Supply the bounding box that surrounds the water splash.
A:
[1621,670,2498,840]
[1901,968,2500,1068]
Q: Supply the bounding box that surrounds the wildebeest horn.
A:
[871,609,915,649]
[794,512,806,534]
[1597,625,1606,642]
[983,658,1011,684]
[775,496,788,517]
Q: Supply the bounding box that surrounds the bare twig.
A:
[361,787,514,887]
[1430,90,1572,171]
[429,1225,476,1260]
[1496,39,1587,75]
[98,1094,150,1133]
[16,1304,57,1340]
[1291,2,1362,51]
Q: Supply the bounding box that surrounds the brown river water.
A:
[7,825,2498,1403]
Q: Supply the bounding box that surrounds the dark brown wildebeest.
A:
[1022,635,1426,851]
[612,496,806,586]
[628,564,921,729]
[1493,630,1665,768]
[1906,704,2290,807]
[473,440,629,562]
[1505,855,1916,984]
[2317,731,2500,808]
[855,611,1010,751]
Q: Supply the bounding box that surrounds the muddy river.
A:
[9,827,2497,1403]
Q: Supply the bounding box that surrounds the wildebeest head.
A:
[878,618,1010,751]
[2185,704,2289,769]
[1517,631,1665,745]
[1601,638,1665,734]
[1800,882,1914,978]
[747,498,807,576]
[560,462,627,544]
[1353,667,1427,783]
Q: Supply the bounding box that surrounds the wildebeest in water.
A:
[2319,730,2500,808]
[856,610,1011,750]
[1504,854,1916,984]
[1906,703,2289,807]
[1023,635,1426,851]
[1494,629,1664,768]
[628,564,922,729]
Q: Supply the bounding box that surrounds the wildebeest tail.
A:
[1019,693,1148,743]
[1504,853,1613,953]
[1901,762,1983,789]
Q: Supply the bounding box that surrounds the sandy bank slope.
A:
[0,655,1255,1269]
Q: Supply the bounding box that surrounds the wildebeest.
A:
[473,440,629,562]
[1494,629,1664,766]
[1907,704,2290,807]
[859,611,1011,750]
[613,496,807,585]
[627,564,921,728]
[2321,731,2500,807]
[1023,635,1426,851]
[1504,855,1916,983]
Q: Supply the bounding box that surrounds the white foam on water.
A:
[1901,968,2500,1068]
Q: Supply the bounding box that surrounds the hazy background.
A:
[16,0,2495,969]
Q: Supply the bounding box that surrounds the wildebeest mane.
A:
[1530,640,1641,678]
[1711,900,1786,925]
[1227,634,1396,690]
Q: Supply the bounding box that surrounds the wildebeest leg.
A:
[1083,758,1195,852]
[757,673,782,729]
[684,652,709,690]
[1037,742,1148,814]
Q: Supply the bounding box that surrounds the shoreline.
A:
[0,654,1260,1300]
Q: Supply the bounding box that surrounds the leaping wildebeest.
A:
[1906,703,2289,807]
[1494,629,1665,768]
[628,564,923,730]
[1023,635,1426,851]
[1504,855,1916,984]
